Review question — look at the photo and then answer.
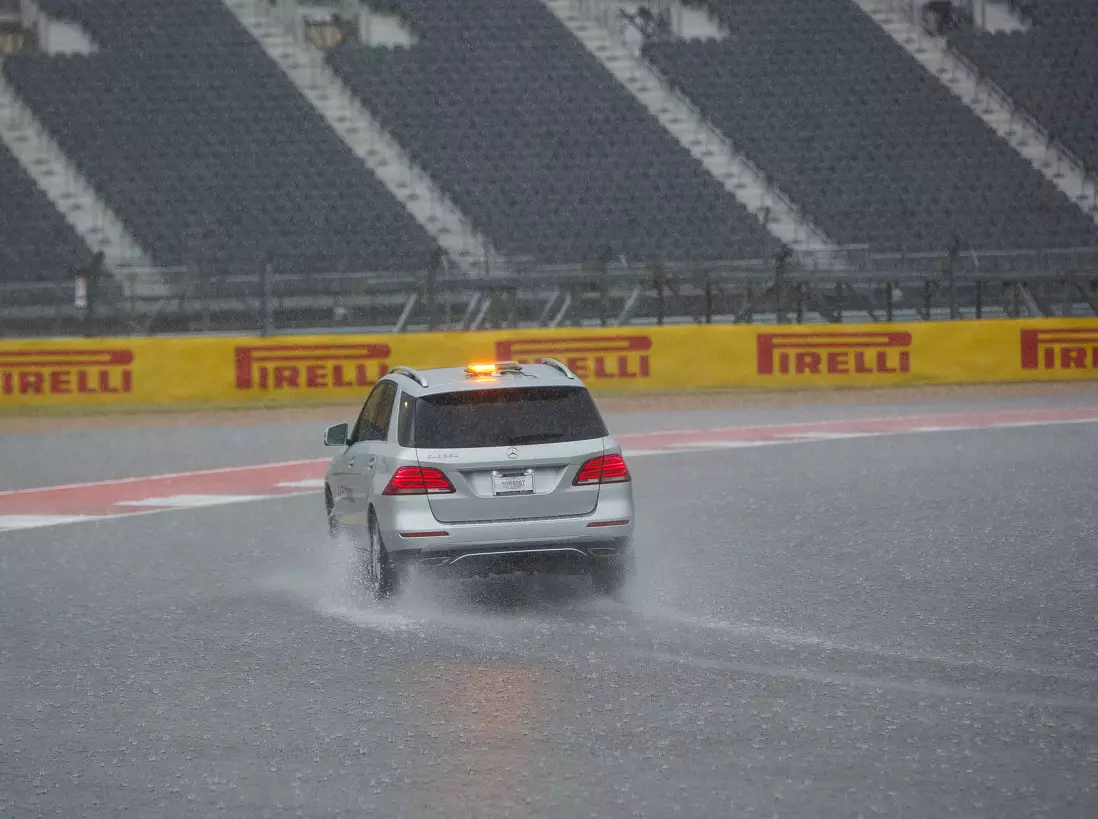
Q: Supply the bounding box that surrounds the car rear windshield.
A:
[411,386,608,449]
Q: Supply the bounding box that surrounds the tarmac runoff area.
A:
[1,383,1097,818]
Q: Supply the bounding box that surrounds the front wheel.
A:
[356,514,400,600]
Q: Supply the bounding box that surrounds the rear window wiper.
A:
[508,432,566,445]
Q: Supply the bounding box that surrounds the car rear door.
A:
[413,385,608,524]
[335,381,396,528]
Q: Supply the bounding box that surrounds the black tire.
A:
[591,543,635,598]
[356,512,400,600]
[325,487,341,540]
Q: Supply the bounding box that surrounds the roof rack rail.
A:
[389,366,428,388]
[539,357,577,380]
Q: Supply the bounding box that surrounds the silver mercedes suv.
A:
[322,358,635,599]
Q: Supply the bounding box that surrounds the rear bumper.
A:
[389,540,631,578]
[375,483,635,561]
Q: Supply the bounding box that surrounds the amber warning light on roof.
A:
[464,361,523,375]
[465,362,498,375]
[0,348,134,396]
[756,331,912,376]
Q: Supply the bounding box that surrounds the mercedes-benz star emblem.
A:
[506,447,519,459]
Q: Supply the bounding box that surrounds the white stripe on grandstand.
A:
[541,0,836,252]
[221,0,497,273]
[0,71,157,278]
[852,0,1094,222]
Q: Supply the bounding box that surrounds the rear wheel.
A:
[356,513,399,600]
[591,542,634,598]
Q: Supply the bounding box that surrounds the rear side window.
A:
[397,391,416,447]
[414,387,608,449]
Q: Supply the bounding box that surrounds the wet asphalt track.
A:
[2,390,1098,818]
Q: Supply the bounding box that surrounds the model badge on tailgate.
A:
[423,451,459,461]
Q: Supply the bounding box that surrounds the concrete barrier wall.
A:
[1,319,1096,410]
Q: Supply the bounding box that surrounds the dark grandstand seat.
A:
[326,0,783,265]
[0,140,89,286]
[948,0,1098,175]
[642,0,1098,253]
[3,0,440,274]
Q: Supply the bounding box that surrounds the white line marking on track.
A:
[634,649,1098,711]
[0,514,93,530]
[0,491,324,537]
[0,458,326,497]
[116,494,272,508]
[677,440,788,449]
[616,407,1098,441]
[773,431,870,440]
[274,479,326,489]
[986,418,1098,429]
[3,410,1097,532]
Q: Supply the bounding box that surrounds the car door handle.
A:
[367,457,375,468]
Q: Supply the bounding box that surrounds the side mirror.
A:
[324,422,349,447]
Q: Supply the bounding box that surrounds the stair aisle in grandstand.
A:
[540,0,835,255]
[641,0,1098,255]
[2,0,442,275]
[221,0,497,275]
[0,66,154,284]
[0,137,88,291]
[325,0,784,266]
[947,0,1098,199]
[853,0,1094,225]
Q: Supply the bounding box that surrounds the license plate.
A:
[492,471,534,496]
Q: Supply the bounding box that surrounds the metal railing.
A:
[4,246,1097,338]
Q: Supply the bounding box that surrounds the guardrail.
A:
[4,251,1097,338]
[3,316,1098,412]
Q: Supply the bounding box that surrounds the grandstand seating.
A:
[949,0,1098,175]
[3,0,1097,299]
[326,0,783,265]
[642,0,1098,253]
[0,140,89,285]
[3,0,440,275]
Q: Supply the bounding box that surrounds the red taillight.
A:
[382,466,456,496]
[573,454,631,486]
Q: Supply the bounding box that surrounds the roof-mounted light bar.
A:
[464,361,523,376]
[389,366,428,388]
[538,357,577,379]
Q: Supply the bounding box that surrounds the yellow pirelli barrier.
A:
[1,318,1096,410]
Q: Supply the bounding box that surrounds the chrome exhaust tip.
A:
[416,556,451,568]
